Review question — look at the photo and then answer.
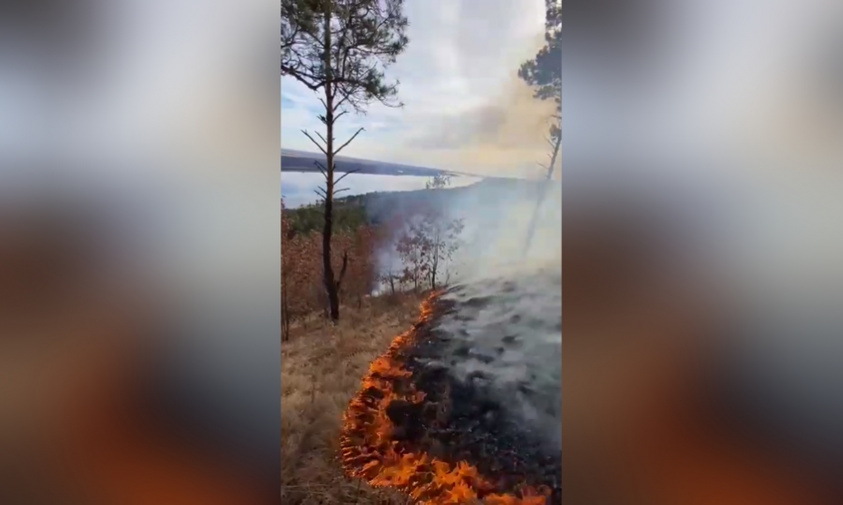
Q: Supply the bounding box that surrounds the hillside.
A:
[284,177,550,234]
[282,149,458,177]
[283,200,369,236]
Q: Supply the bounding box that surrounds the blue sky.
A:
[281,0,559,182]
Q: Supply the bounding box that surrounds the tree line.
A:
[281,182,463,341]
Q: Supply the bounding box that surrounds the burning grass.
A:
[281,293,428,505]
[340,292,557,505]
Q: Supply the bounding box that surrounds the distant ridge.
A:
[281,148,519,180]
[338,177,550,225]
[285,176,556,228]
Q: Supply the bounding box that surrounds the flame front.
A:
[339,293,551,505]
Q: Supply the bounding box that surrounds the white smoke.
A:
[395,178,563,451]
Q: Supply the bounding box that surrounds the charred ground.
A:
[341,282,561,504]
[402,295,561,502]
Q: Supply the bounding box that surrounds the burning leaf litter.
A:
[340,292,557,504]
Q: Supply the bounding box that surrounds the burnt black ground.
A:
[388,289,562,504]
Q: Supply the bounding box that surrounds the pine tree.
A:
[281,0,409,321]
[519,0,561,256]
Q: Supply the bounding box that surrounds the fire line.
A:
[339,292,552,505]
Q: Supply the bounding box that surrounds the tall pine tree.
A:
[281,0,408,322]
[519,0,561,256]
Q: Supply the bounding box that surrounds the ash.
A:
[433,268,562,451]
[399,266,562,501]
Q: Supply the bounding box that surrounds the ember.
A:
[340,291,560,504]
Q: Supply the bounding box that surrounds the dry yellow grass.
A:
[281,293,427,505]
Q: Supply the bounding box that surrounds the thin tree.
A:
[281,0,409,322]
[422,174,463,290]
[281,199,292,341]
[519,0,561,256]
[396,226,424,292]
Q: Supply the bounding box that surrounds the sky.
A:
[281,0,559,182]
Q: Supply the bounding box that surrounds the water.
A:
[280,172,479,208]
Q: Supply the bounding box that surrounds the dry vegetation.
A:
[281,292,428,505]
[281,193,463,341]
[281,181,467,503]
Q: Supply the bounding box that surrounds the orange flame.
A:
[340,293,551,505]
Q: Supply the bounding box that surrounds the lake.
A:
[281,172,480,208]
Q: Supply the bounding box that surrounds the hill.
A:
[281,149,526,181]
[282,149,457,177]
[284,177,549,235]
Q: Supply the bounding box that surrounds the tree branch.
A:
[280,67,326,91]
[333,93,350,112]
[545,128,561,180]
[313,160,328,178]
[334,127,365,155]
[302,130,327,155]
[315,130,329,146]
[334,167,361,186]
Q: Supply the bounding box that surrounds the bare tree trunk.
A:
[523,130,561,257]
[281,274,291,341]
[430,230,440,290]
[320,6,341,323]
[430,255,437,290]
[281,297,290,341]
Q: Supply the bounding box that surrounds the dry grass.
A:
[281,292,427,505]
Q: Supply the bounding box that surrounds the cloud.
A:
[281,0,557,179]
